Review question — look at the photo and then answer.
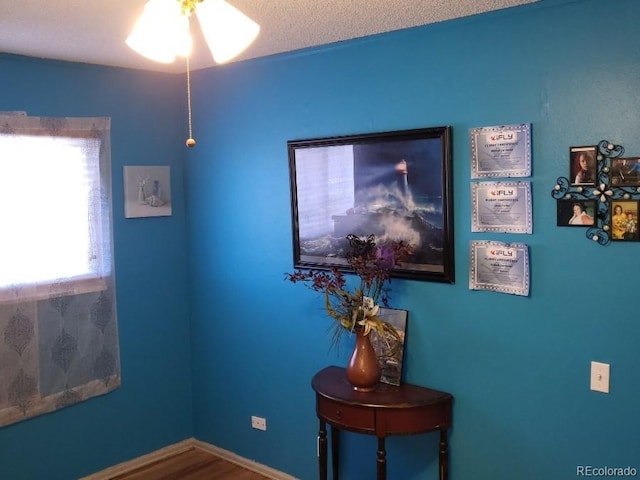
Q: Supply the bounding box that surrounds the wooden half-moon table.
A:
[311,366,453,480]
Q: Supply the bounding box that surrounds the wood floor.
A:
[110,447,272,480]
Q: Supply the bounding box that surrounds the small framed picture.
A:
[569,146,597,186]
[123,165,172,218]
[610,158,640,186]
[610,200,639,241]
[556,199,596,227]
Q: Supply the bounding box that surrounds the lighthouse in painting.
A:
[395,159,408,195]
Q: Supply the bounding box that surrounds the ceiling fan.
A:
[126,0,260,147]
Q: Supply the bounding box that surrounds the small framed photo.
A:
[556,199,596,227]
[370,308,408,386]
[610,158,640,186]
[610,200,639,241]
[570,146,597,186]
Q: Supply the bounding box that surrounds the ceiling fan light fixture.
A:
[126,0,259,65]
[126,0,192,63]
[125,0,260,148]
[195,0,260,64]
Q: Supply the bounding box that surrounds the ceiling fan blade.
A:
[126,0,192,63]
[196,0,260,64]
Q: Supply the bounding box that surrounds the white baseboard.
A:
[79,438,299,480]
[79,439,195,480]
[192,439,299,480]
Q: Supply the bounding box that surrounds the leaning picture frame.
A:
[370,308,408,387]
[287,127,454,283]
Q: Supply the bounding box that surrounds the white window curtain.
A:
[0,113,120,427]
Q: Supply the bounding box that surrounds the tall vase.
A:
[346,329,381,392]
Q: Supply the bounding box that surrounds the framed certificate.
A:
[471,124,531,178]
[469,241,530,296]
[471,181,532,233]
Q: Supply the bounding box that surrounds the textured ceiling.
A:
[0,0,539,73]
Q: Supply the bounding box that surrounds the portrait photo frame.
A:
[569,145,597,186]
[556,199,596,227]
[610,200,639,241]
[287,126,454,283]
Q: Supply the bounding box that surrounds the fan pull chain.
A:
[185,55,196,148]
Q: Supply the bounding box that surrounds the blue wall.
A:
[187,0,640,479]
[1,0,640,479]
[0,56,194,479]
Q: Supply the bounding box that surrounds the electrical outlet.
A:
[590,361,610,393]
[251,415,267,431]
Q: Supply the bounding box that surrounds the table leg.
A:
[439,428,448,480]
[318,419,327,480]
[331,426,340,479]
[376,436,386,480]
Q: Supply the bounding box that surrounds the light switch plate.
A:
[251,415,267,431]
[590,361,610,393]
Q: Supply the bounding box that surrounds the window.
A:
[0,113,120,428]
[0,115,111,302]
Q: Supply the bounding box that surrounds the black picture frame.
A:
[556,199,596,227]
[610,158,640,187]
[610,200,639,241]
[569,145,597,186]
[288,126,454,283]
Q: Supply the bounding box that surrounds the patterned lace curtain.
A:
[0,113,120,427]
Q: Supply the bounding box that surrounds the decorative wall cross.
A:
[551,140,639,245]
